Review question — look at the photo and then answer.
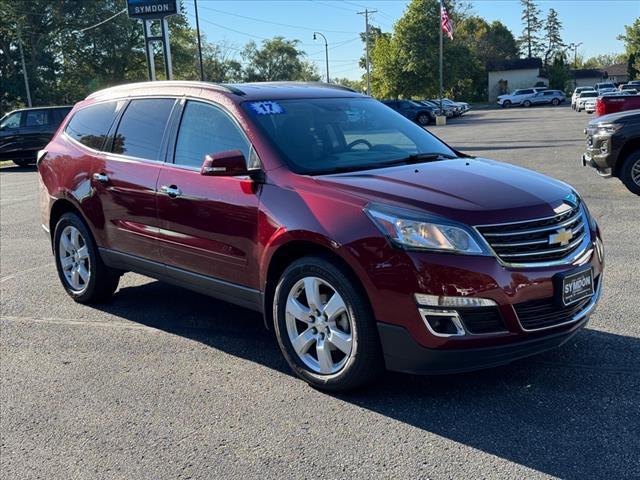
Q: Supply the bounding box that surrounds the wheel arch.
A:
[48,198,91,251]
[613,139,640,178]
[262,238,373,331]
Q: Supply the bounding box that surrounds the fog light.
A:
[414,293,497,308]
[600,141,608,154]
[419,308,466,337]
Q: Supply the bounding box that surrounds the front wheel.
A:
[273,256,383,391]
[552,98,560,106]
[54,212,120,303]
[620,150,640,195]
[417,113,430,126]
[502,100,511,108]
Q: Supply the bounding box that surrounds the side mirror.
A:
[200,150,248,177]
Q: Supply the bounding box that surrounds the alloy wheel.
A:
[284,276,353,375]
[632,158,640,187]
[58,225,91,293]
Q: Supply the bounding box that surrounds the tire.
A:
[523,100,532,108]
[53,212,120,303]
[417,113,430,126]
[552,98,560,106]
[12,158,31,167]
[273,255,383,391]
[503,100,511,108]
[620,150,640,196]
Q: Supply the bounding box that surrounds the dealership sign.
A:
[127,0,177,19]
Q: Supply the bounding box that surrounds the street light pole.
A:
[313,32,329,83]
[194,0,204,81]
[568,42,582,88]
[357,9,377,95]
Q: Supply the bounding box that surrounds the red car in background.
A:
[595,93,640,117]
[38,81,604,390]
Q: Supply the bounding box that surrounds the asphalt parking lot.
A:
[1,105,639,479]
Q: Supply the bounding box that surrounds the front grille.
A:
[476,204,588,264]
[458,307,507,334]
[513,276,599,330]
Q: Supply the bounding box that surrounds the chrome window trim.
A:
[514,273,603,333]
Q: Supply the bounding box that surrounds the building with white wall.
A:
[487,58,546,102]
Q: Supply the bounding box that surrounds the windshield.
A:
[581,92,598,98]
[243,97,456,175]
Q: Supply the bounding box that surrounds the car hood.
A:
[315,158,574,225]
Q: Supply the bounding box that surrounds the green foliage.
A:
[543,8,564,67]
[332,77,364,92]
[581,52,628,69]
[547,54,570,92]
[241,37,319,82]
[0,1,319,113]
[367,1,518,102]
[618,18,640,79]
[518,0,543,58]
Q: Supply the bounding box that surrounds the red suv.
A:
[38,81,604,390]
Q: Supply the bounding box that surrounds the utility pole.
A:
[16,26,32,107]
[357,9,377,95]
[439,0,443,115]
[194,0,204,81]
[313,32,330,83]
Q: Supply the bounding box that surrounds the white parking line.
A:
[1,315,158,331]
[0,264,53,283]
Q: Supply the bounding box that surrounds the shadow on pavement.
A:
[98,279,640,480]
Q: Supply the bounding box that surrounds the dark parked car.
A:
[582,108,640,195]
[382,99,434,125]
[39,81,603,391]
[0,106,71,166]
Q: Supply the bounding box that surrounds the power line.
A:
[197,4,358,35]
[77,8,126,33]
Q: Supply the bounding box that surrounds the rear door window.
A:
[24,110,50,127]
[66,101,120,150]
[112,98,175,160]
[174,101,250,169]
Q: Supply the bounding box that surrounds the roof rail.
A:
[86,81,245,99]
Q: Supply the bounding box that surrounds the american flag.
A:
[441,4,453,40]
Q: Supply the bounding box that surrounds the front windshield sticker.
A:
[248,101,286,115]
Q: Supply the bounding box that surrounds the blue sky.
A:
[182,0,640,80]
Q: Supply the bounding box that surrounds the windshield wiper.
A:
[379,152,457,167]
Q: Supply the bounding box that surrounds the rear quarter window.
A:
[65,101,121,150]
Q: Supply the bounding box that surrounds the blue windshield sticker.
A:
[248,101,286,115]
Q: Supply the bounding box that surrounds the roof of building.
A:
[487,58,542,72]
[571,68,604,79]
[602,62,627,77]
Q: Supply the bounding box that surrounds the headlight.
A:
[596,123,623,134]
[365,204,488,254]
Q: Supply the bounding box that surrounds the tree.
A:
[547,53,570,92]
[241,37,319,82]
[618,18,640,79]
[543,8,564,67]
[332,77,363,92]
[518,0,543,58]
[581,52,628,69]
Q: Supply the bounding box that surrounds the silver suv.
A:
[497,88,539,108]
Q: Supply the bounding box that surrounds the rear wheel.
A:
[523,100,532,108]
[54,212,120,303]
[620,150,640,195]
[273,255,383,391]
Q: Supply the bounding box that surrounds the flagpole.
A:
[439,0,443,116]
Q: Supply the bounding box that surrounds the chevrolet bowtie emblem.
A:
[549,228,573,246]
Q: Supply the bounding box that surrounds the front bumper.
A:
[378,315,590,374]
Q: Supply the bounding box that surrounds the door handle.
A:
[93,173,109,183]
[160,185,182,198]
